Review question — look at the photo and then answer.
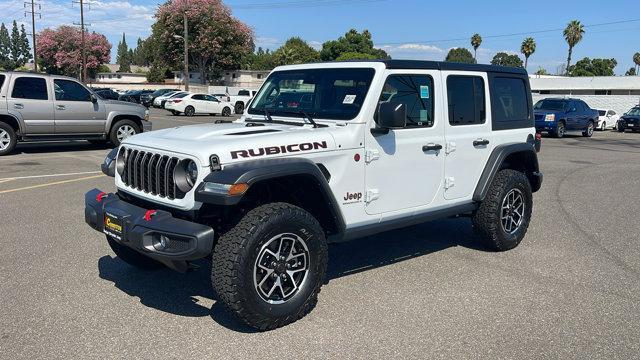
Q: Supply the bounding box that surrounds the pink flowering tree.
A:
[37,25,111,78]
[154,0,254,83]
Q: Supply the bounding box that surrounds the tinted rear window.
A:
[238,90,250,96]
[0,74,5,90]
[12,77,48,100]
[491,77,528,122]
[447,75,486,126]
[598,110,606,116]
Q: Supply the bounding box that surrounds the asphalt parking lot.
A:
[1,109,639,359]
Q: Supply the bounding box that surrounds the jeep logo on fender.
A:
[231,141,328,159]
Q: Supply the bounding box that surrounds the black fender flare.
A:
[195,157,345,233]
[473,142,542,202]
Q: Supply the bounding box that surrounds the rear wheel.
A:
[0,122,17,156]
[109,119,140,146]
[106,236,163,270]
[582,121,594,137]
[184,106,195,117]
[472,169,533,251]
[212,202,327,331]
[222,107,231,117]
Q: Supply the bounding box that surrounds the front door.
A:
[364,71,445,214]
[442,72,493,200]
[53,79,106,134]
[6,76,54,134]
[204,95,223,113]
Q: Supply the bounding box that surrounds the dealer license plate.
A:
[103,212,124,240]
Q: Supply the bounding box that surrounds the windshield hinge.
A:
[365,188,379,203]
[445,141,456,154]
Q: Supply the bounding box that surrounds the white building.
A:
[95,72,147,84]
[530,75,640,115]
[219,70,270,88]
[172,71,204,85]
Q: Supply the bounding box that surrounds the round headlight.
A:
[174,159,198,193]
[116,147,127,176]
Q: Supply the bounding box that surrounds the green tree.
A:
[535,67,549,75]
[633,52,640,73]
[491,52,523,67]
[445,47,475,64]
[9,20,21,69]
[470,33,482,61]
[0,23,10,69]
[335,52,378,61]
[520,37,536,69]
[563,20,585,75]
[244,47,275,70]
[625,67,636,76]
[19,24,31,65]
[146,60,168,83]
[273,37,319,66]
[568,57,617,76]
[116,33,131,72]
[320,29,388,61]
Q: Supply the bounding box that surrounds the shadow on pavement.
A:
[14,140,113,155]
[98,217,485,332]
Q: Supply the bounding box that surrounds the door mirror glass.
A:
[91,94,98,103]
[377,102,406,129]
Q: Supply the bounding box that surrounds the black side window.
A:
[447,76,485,126]
[238,90,250,96]
[54,79,91,101]
[12,77,48,100]
[378,74,434,128]
[491,77,528,122]
[0,75,5,90]
[192,94,204,100]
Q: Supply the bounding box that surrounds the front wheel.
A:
[211,203,328,331]
[552,121,565,138]
[617,125,625,132]
[582,121,594,137]
[472,169,533,251]
[109,119,140,146]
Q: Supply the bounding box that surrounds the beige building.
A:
[218,70,270,88]
[95,72,148,84]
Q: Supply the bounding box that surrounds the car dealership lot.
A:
[1,109,639,359]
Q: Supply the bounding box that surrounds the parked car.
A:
[119,90,154,104]
[94,89,120,101]
[153,91,187,108]
[534,98,598,138]
[228,89,257,114]
[617,106,640,132]
[0,71,151,155]
[165,93,234,116]
[596,109,620,130]
[140,88,180,108]
[211,93,230,102]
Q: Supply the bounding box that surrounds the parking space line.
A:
[0,171,102,181]
[0,174,104,195]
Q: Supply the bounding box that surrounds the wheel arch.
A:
[473,143,542,202]
[107,113,143,133]
[0,113,23,135]
[195,158,345,239]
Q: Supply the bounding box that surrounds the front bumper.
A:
[535,121,557,132]
[141,120,152,132]
[84,189,214,271]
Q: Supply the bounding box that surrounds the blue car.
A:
[534,98,598,138]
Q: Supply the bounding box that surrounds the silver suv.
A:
[0,72,151,155]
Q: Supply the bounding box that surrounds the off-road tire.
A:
[582,121,594,137]
[222,107,231,117]
[551,121,565,138]
[109,119,140,146]
[211,202,328,331]
[106,235,163,270]
[0,122,17,156]
[234,102,244,114]
[472,169,533,251]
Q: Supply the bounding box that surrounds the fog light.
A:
[154,234,169,250]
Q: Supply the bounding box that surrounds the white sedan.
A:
[596,109,620,130]
[165,93,234,116]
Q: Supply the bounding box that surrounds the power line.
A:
[24,1,41,72]
[229,0,388,9]
[72,0,90,82]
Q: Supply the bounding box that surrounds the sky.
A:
[0,0,638,74]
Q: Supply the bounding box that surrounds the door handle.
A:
[13,103,24,109]
[56,105,66,110]
[473,139,490,147]
[422,143,442,152]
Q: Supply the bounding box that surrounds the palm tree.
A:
[520,37,536,69]
[563,20,585,75]
[470,33,482,61]
[633,52,640,73]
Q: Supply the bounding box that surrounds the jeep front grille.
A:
[120,147,184,200]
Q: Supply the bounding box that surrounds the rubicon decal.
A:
[231,141,328,159]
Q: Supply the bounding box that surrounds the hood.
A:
[122,121,338,166]
[102,99,147,114]
[621,115,640,120]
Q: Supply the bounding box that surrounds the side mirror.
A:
[568,107,576,113]
[91,94,98,104]
[377,102,406,130]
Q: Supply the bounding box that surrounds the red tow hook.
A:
[144,210,157,222]
[96,192,107,202]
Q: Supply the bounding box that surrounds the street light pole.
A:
[183,13,189,91]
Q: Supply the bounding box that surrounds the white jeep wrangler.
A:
[85,60,543,330]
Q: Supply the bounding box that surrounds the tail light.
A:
[534,132,542,153]
[173,99,182,103]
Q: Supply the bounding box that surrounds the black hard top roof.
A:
[338,59,528,75]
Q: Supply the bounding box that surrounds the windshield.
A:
[626,107,640,116]
[248,68,376,120]
[598,110,606,116]
[534,99,566,111]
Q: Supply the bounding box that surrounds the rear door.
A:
[6,76,54,134]
[442,72,493,200]
[53,78,106,134]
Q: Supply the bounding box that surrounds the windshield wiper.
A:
[266,109,321,128]
[263,107,274,123]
